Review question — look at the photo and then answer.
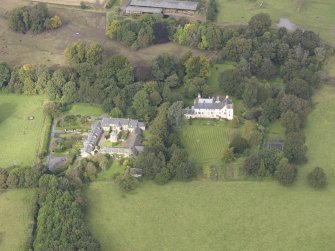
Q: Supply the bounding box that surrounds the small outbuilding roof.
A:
[130,0,199,11]
[126,6,163,13]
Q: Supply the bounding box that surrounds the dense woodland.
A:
[0,8,333,249]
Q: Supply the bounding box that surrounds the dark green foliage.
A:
[0,168,8,188]
[284,132,307,163]
[259,98,280,125]
[0,62,11,87]
[107,15,175,49]
[281,111,302,133]
[307,167,327,189]
[259,149,281,176]
[206,0,217,21]
[285,78,311,99]
[7,3,61,33]
[115,171,138,191]
[248,13,272,36]
[243,154,260,176]
[276,161,298,186]
[5,164,46,188]
[219,69,244,98]
[229,135,249,154]
[222,36,252,61]
[33,175,100,250]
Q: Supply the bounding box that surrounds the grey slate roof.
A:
[126,6,163,13]
[101,117,143,129]
[84,121,103,153]
[194,96,233,110]
[130,0,199,11]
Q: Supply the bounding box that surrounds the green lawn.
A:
[180,119,231,166]
[66,103,103,116]
[208,63,235,94]
[86,180,335,251]
[0,94,45,168]
[216,0,335,45]
[85,84,335,251]
[300,84,335,183]
[94,161,125,181]
[0,189,35,251]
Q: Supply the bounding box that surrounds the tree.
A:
[243,78,259,107]
[260,98,280,125]
[307,167,327,189]
[243,154,260,176]
[0,168,8,188]
[132,90,150,120]
[62,81,77,104]
[6,171,19,188]
[222,36,252,61]
[229,135,249,154]
[206,0,217,21]
[285,78,311,99]
[0,62,11,88]
[184,55,209,79]
[48,15,62,29]
[248,13,272,36]
[219,69,244,98]
[167,101,184,127]
[281,111,302,133]
[222,148,235,163]
[116,171,138,192]
[86,43,103,65]
[284,132,307,163]
[155,167,172,184]
[276,160,297,186]
[151,53,180,81]
[43,101,61,118]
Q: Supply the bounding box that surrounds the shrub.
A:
[307,167,327,189]
[229,135,249,154]
[277,161,297,186]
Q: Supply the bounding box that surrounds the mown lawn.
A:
[180,119,231,166]
[0,94,45,168]
[66,103,103,116]
[86,180,335,251]
[216,0,335,45]
[0,189,35,251]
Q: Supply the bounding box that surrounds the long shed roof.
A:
[126,6,163,13]
[130,0,199,11]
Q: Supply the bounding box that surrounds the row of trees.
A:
[7,3,62,33]
[106,14,179,49]
[133,102,196,184]
[0,163,46,189]
[33,175,100,250]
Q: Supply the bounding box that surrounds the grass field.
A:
[0,189,35,251]
[216,0,335,45]
[180,119,231,166]
[67,103,103,116]
[0,94,45,168]
[300,84,335,183]
[86,180,335,251]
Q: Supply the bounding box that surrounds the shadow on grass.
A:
[0,103,17,124]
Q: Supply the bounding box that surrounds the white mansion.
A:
[184,94,234,120]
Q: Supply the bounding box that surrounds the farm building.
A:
[125,0,199,15]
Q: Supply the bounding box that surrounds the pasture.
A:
[86,180,335,251]
[0,189,35,251]
[180,119,230,166]
[216,0,335,45]
[0,0,209,67]
[0,94,45,168]
[301,84,335,184]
